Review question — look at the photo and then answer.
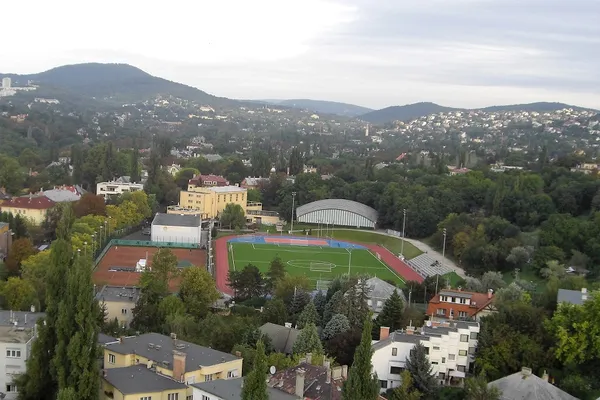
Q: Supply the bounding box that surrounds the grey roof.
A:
[371,321,480,351]
[489,369,579,400]
[296,199,378,223]
[260,323,300,354]
[152,213,201,227]
[372,330,429,351]
[0,310,45,328]
[96,285,140,303]
[105,333,240,371]
[192,377,299,400]
[43,189,81,202]
[366,277,405,303]
[104,365,187,394]
[98,333,118,345]
[439,290,473,299]
[557,289,588,305]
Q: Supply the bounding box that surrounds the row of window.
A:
[6,349,21,358]
[440,295,468,304]
[140,394,186,400]
[436,309,469,318]
[391,347,473,358]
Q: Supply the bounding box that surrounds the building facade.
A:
[96,181,144,200]
[179,186,247,220]
[0,195,56,225]
[96,285,140,328]
[151,213,202,244]
[426,289,496,321]
[296,199,378,229]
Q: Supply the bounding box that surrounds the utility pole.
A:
[401,208,406,257]
[436,228,447,294]
[290,192,297,233]
[347,248,352,276]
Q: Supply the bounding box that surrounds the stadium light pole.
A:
[436,228,447,294]
[401,208,406,257]
[347,248,352,276]
[291,192,297,233]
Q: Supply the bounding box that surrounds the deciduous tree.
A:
[73,193,106,218]
[228,264,264,301]
[322,313,350,340]
[220,203,246,230]
[179,267,220,319]
[1,277,38,311]
[464,375,501,400]
[5,238,37,275]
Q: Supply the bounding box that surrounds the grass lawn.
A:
[325,230,422,259]
[228,242,406,288]
[502,265,546,293]
[442,271,463,287]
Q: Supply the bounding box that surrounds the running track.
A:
[213,235,424,296]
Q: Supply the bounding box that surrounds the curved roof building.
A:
[296,199,378,229]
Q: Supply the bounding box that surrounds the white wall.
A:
[192,386,224,400]
[297,209,375,229]
[0,340,31,399]
[151,224,202,244]
[372,341,416,391]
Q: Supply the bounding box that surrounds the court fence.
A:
[94,239,201,267]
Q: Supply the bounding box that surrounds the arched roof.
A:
[296,199,378,223]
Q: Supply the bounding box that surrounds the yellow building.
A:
[179,185,248,219]
[95,286,140,328]
[0,195,56,225]
[246,202,282,226]
[103,333,243,399]
[102,365,187,400]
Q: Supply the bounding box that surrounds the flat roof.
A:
[152,213,201,227]
[104,365,187,394]
[207,185,247,193]
[95,285,140,303]
[0,311,46,343]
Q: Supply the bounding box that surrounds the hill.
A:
[480,102,593,113]
[360,102,457,123]
[0,63,235,106]
[265,99,373,117]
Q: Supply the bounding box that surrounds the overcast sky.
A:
[4,0,600,109]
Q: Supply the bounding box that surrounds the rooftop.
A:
[95,285,140,303]
[366,277,405,302]
[2,195,55,210]
[269,362,345,400]
[98,333,118,345]
[489,367,578,400]
[152,213,202,227]
[426,289,494,318]
[104,365,187,395]
[372,321,480,351]
[192,377,299,400]
[43,188,81,202]
[296,199,378,223]
[105,333,241,371]
[557,288,589,306]
[0,310,46,343]
[260,323,300,354]
[206,185,247,193]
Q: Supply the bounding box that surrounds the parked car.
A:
[141,227,151,235]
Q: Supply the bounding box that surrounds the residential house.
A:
[167,163,182,176]
[178,186,247,220]
[259,323,300,354]
[102,365,188,400]
[268,355,348,400]
[95,285,141,328]
[43,185,83,203]
[103,333,242,393]
[189,174,229,187]
[0,194,56,225]
[557,288,591,306]
[240,176,269,190]
[488,367,578,400]
[96,181,144,200]
[0,188,11,205]
[192,377,299,400]
[0,222,12,259]
[0,310,46,400]
[364,277,406,317]
[426,289,496,321]
[372,321,480,391]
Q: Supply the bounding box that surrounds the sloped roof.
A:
[296,199,378,223]
[260,323,300,354]
[426,289,493,318]
[366,277,406,302]
[2,195,55,210]
[557,289,588,305]
[489,369,578,400]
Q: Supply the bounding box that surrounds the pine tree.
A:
[297,301,319,329]
[389,370,422,400]
[292,323,323,355]
[265,256,286,293]
[323,290,344,327]
[405,343,439,398]
[374,289,405,334]
[313,290,327,319]
[322,314,350,340]
[57,387,78,400]
[130,141,141,183]
[342,314,379,400]
[242,340,269,400]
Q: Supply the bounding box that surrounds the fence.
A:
[93,238,201,267]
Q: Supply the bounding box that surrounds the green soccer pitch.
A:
[228,242,405,289]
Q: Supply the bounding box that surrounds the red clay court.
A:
[93,245,206,292]
[264,237,329,246]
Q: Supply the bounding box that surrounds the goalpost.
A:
[316,279,332,291]
[309,262,334,273]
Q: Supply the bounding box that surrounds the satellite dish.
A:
[426,321,432,327]
[269,365,276,374]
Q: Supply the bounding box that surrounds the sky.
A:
[3,0,600,110]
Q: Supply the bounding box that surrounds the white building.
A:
[371,321,480,392]
[0,309,46,399]
[96,181,144,200]
[151,213,202,244]
[296,199,378,229]
[2,78,11,89]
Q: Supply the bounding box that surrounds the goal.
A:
[310,262,334,272]
[316,280,332,291]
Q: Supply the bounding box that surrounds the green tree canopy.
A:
[241,340,268,400]
[405,343,439,399]
[178,267,220,319]
[342,314,379,400]
[297,300,320,329]
[292,323,323,355]
[220,203,246,230]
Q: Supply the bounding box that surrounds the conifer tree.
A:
[405,343,439,399]
[130,140,141,183]
[313,290,327,318]
[292,323,323,355]
[297,300,320,329]
[374,289,405,334]
[342,314,379,400]
[242,340,268,400]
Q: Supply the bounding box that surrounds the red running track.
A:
[213,235,424,296]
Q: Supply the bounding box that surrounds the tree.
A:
[130,144,141,184]
[56,387,77,400]
[242,340,268,400]
[292,323,323,355]
[289,147,303,176]
[322,313,350,340]
[374,289,405,333]
[480,271,506,292]
[73,193,106,218]
[405,343,439,399]
[247,188,262,203]
[178,267,220,319]
[228,264,264,301]
[389,370,422,400]
[220,203,246,230]
[464,375,501,400]
[297,301,320,329]
[1,277,38,311]
[323,290,345,327]
[21,250,52,310]
[251,150,271,177]
[0,154,25,194]
[313,290,327,319]
[265,256,286,293]
[262,299,288,325]
[342,315,379,400]
[5,238,37,275]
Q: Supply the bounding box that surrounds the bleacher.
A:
[408,253,453,278]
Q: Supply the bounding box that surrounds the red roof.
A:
[1,195,56,210]
[189,174,229,186]
[426,289,493,319]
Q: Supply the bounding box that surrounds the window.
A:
[227,370,238,378]
[380,380,388,389]
[469,347,476,355]
[390,366,403,375]
[376,301,383,307]
[448,354,456,360]
[439,372,446,379]
[121,308,127,315]
[367,299,372,306]
[431,361,438,365]
[187,396,193,400]
[201,396,210,400]
[442,357,446,363]
[433,346,440,351]
[6,349,21,358]
[205,374,213,382]
[392,348,397,356]
[460,334,469,342]
[167,394,179,400]
[470,332,478,340]
[236,194,239,201]
[6,384,17,393]
[140,397,152,400]
[108,354,116,364]
[459,311,468,318]
[436,308,446,316]
[457,365,466,372]
[459,297,466,304]
[458,350,468,357]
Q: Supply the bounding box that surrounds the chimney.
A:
[235,351,242,357]
[380,326,390,340]
[542,370,549,382]
[341,365,348,379]
[306,353,312,364]
[406,325,414,335]
[521,367,532,377]
[118,336,125,344]
[295,368,305,398]
[324,360,331,384]
[487,289,494,299]
[173,351,186,382]
[30,305,35,313]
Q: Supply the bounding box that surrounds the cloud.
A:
[3,0,600,109]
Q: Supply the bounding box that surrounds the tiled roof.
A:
[190,174,229,186]
[193,378,298,400]
[1,195,55,210]
[489,368,578,400]
[269,362,344,400]
[426,289,493,319]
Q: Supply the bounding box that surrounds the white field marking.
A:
[367,249,405,284]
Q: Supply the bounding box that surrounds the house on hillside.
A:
[0,194,56,225]
[364,277,406,317]
[426,288,496,321]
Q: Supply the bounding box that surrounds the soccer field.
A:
[228,242,405,288]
